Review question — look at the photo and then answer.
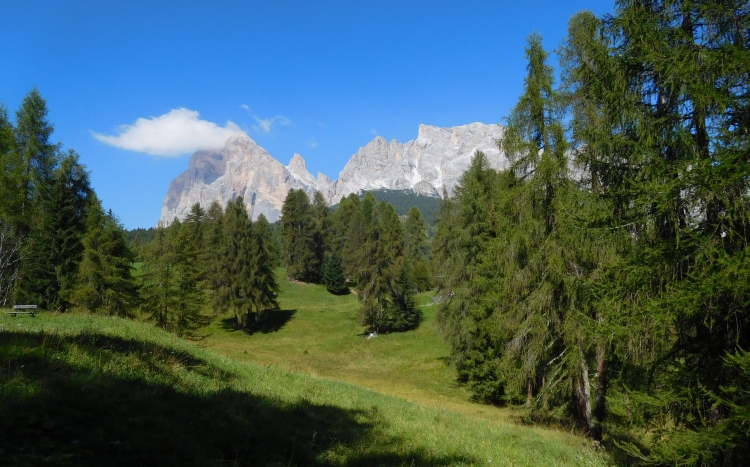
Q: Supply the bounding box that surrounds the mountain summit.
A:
[159,122,507,224]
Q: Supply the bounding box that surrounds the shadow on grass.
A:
[220,309,297,335]
[0,330,476,466]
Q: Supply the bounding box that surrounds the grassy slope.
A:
[201,269,471,411]
[0,272,611,466]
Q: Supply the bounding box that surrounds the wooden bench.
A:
[7,305,37,317]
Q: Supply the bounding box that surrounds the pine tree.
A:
[386,263,421,331]
[172,215,205,336]
[358,202,409,334]
[280,189,318,282]
[322,253,348,295]
[17,151,91,310]
[312,191,330,274]
[246,213,279,323]
[72,194,138,317]
[139,224,177,330]
[203,200,225,311]
[220,197,255,328]
[404,206,431,292]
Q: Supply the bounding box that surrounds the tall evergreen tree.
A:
[322,253,348,295]
[172,214,206,336]
[280,189,318,282]
[17,151,91,310]
[72,194,138,317]
[404,206,432,292]
[219,197,255,328]
[312,191,330,272]
[246,213,279,323]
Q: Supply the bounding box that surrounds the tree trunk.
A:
[591,344,607,441]
[576,356,593,435]
[527,379,533,406]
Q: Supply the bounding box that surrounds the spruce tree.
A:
[247,213,279,323]
[72,194,138,317]
[139,224,177,330]
[403,206,431,292]
[312,191,330,274]
[172,214,205,336]
[322,253,348,295]
[17,151,91,310]
[280,189,318,282]
[220,197,255,328]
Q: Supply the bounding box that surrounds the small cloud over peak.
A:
[251,115,291,134]
[307,138,318,148]
[371,129,378,136]
[92,108,245,157]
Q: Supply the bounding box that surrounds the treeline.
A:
[0,89,137,314]
[433,2,749,465]
[279,190,431,334]
[140,200,279,335]
[0,90,280,337]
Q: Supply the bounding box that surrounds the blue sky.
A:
[1,0,613,229]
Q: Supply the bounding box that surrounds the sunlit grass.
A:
[0,276,613,466]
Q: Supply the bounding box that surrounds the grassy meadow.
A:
[0,269,612,466]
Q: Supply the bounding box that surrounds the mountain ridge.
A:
[159,122,507,225]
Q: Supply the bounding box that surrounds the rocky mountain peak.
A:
[160,122,509,226]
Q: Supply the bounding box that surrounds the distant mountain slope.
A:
[159,122,507,225]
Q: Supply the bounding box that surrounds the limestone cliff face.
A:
[159,135,322,224]
[325,122,506,202]
[159,122,508,225]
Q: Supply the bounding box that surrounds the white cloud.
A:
[251,115,291,133]
[92,108,245,157]
[307,138,318,148]
[371,129,378,136]
[240,104,250,110]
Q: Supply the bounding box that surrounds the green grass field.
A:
[0,269,612,466]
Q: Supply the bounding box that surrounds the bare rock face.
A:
[159,122,508,225]
[159,135,322,224]
[324,122,507,203]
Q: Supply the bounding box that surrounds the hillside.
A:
[0,273,611,466]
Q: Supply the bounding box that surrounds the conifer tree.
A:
[172,214,206,336]
[280,189,318,281]
[139,224,177,330]
[312,191,330,272]
[203,200,225,310]
[246,213,279,323]
[404,206,431,291]
[72,194,137,316]
[219,197,255,328]
[322,253,347,295]
[358,202,414,333]
[387,263,420,331]
[329,193,360,256]
[341,209,368,282]
[17,151,91,310]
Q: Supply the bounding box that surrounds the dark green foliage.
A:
[404,207,432,292]
[322,254,348,295]
[218,197,255,327]
[432,3,750,463]
[16,151,92,310]
[280,189,319,282]
[139,226,178,330]
[358,202,418,334]
[312,191,330,269]
[386,264,421,331]
[353,189,441,225]
[246,214,280,322]
[72,195,138,317]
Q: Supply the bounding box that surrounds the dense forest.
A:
[431,2,750,464]
[1,0,748,465]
